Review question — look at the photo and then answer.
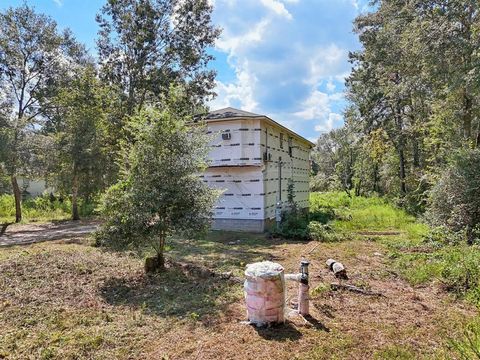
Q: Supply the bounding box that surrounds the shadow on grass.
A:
[167,230,311,273]
[99,266,241,319]
[253,322,303,341]
[304,315,330,332]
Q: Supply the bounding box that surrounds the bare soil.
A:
[0,220,100,247]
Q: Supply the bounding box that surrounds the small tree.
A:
[428,149,480,244]
[96,105,218,272]
[0,4,85,222]
[50,65,110,220]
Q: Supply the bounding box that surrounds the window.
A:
[280,133,284,149]
[288,137,293,156]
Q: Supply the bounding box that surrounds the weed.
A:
[448,318,480,359]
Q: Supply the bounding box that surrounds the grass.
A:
[310,191,429,241]
[0,194,96,224]
[1,191,479,359]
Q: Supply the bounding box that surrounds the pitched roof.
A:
[204,107,263,120]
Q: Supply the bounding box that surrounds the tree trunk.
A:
[145,252,165,273]
[72,167,80,221]
[145,236,166,273]
[394,101,407,197]
[463,92,473,143]
[373,163,379,193]
[11,175,22,223]
[398,146,407,196]
[412,137,420,168]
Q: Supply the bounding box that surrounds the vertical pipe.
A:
[278,157,282,201]
[298,260,310,316]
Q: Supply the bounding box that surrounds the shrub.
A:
[422,226,465,248]
[310,173,333,192]
[271,211,339,242]
[393,244,480,306]
[439,246,480,305]
[95,107,218,272]
[271,208,310,240]
[308,221,340,242]
[427,149,480,244]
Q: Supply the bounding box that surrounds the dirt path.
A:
[0,220,100,247]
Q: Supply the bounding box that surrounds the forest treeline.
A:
[311,0,480,240]
[0,0,219,223]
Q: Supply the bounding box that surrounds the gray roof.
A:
[205,107,263,120]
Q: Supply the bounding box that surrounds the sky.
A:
[1,0,370,142]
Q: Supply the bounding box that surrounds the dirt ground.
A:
[148,238,476,359]
[0,231,477,359]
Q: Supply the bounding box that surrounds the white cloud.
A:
[216,18,270,56]
[210,63,258,111]
[53,0,63,6]
[294,90,331,120]
[260,0,293,20]
[209,0,358,138]
[306,44,348,85]
[293,90,345,133]
[326,79,336,92]
[315,113,344,132]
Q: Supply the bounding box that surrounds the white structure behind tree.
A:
[200,107,314,232]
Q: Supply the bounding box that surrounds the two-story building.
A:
[200,107,314,232]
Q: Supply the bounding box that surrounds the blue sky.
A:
[1,0,370,141]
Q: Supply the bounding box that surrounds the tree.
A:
[428,149,480,245]
[95,104,219,272]
[50,65,110,220]
[96,0,220,117]
[0,4,85,222]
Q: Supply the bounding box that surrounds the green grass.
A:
[0,194,96,223]
[310,191,428,240]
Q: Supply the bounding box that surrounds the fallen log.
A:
[330,283,384,297]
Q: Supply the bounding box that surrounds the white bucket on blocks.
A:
[244,261,285,326]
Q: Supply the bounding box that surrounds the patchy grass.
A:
[1,192,478,359]
[0,227,478,359]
